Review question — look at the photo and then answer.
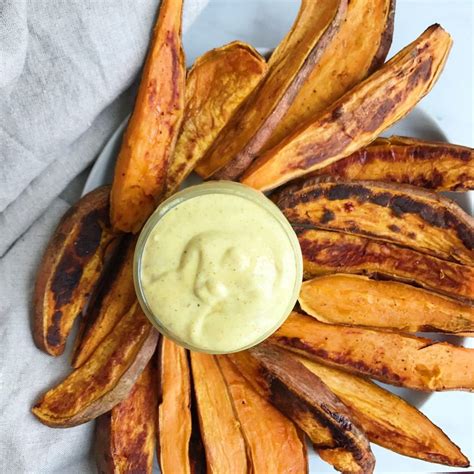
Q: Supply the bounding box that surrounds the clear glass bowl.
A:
[134,181,303,354]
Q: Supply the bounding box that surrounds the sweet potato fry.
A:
[32,303,158,427]
[158,338,193,474]
[265,0,395,150]
[190,352,248,473]
[110,0,185,232]
[168,42,267,190]
[306,136,474,191]
[271,312,474,391]
[298,358,469,467]
[296,228,474,304]
[33,186,120,357]
[217,356,308,474]
[241,25,452,191]
[228,346,375,474]
[197,0,347,179]
[95,360,158,474]
[277,180,474,265]
[299,274,474,333]
[71,236,137,368]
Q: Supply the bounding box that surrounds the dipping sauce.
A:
[135,182,302,353]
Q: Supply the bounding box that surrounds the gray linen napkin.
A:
[0,1,207,472]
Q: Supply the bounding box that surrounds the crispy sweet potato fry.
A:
[71,236,137,368]
[168,42,267,190]
[33,186,120,357]
[190,352,248,474]
[158,338,193,474]
[110,0,185,232]
[277,180,474,265]
[241,25,452,191]
[197,0,347,179]
[306,136,474,191]
[32,303,158,427]
[299,274,474,333]
[296,228,474,304]
[95,360,158,474]
[298,358,469,467]
[271,312,474,391]
[217,356,308,474]
[265,0,395,150]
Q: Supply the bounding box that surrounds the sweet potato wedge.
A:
[32,303,158,427]
[299,274,474,333]
[296,228,474,304]
[228,345,374,474]
[277,180,474,265]
[110,0,185,232]
[95,360,158,474]
[299,358,469,467]
[271,312,474,391]
[168,42,267,190]
[158,338,193,474]
[71,236,137,368]
[306,136,474,191]
[217,356,308,474]
[190,352,248,474]
[33,186,120,357]
[196,0,347,180]
[241,24,452,191]
[265,0,395,150]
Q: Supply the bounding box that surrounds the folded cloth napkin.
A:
[0,1,207,472]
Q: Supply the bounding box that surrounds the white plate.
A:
[84,105,473,473]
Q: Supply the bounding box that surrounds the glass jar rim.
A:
[133,181,303,354]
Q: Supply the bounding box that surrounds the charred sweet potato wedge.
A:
[32,303,158,427]
[95,360,158,474]
[71,236,137,368]
[168,42,267,190]
[296,228,474,304]
[265,0,395,150]
[271,312,474,391]
[158,338,193,474]
[241,25,452,191]
[299,274,474,333]
[33,186,120,357]
[307,136,474,191]
[299,358,469,467]
[190,352,248,473]
[217,356,308,474]
[110,0,185,232]
[277,180,474,265]
[228,346,375,474]
[196,0,347,180]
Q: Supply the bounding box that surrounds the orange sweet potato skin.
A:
[197,0,347,180]
[299,274,474,333]
[296,228,474,304]
[32,303,158,427]
[271,312,474,391]
[241,25,452,191]
[72,236,137,368]
[277,180,474,265]
[217,356,308,474]
[299,358,469,467]
[95,360,158,474]
[110,0,185,233]
[265,0,395,150]
[307,136,474,191]
[168,42,267,190]
[33,186,120,357]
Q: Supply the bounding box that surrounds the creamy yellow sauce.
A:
[140,192,298,352]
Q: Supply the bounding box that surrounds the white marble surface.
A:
[183,1,474,473]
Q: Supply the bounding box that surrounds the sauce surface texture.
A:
[140,193,297,352]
